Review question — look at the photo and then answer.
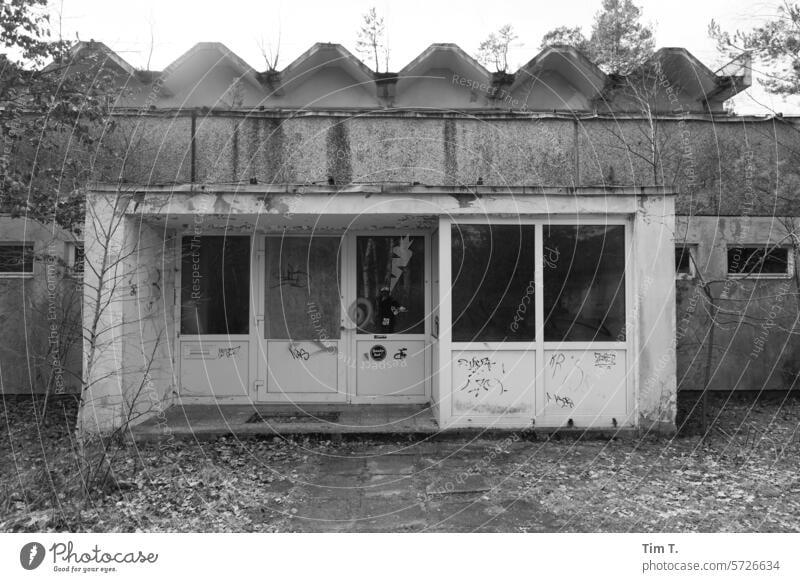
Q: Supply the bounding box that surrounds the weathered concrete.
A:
[0,216,82,394]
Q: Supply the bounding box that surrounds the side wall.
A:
[0,216,82,395]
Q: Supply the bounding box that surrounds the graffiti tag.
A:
[457,357,507,397]
[289,344,310,361]
[593,351,616,369]
[218,346,241,359]
[546,392,575,408]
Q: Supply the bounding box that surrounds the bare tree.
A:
[477,24,517,73]
[356,7,389,72]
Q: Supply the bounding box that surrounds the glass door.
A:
[348,233,430,401]
[256,235,345,401]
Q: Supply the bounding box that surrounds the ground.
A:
[1,392,799,532]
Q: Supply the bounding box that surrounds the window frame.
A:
[726,244,794,280]
[179,235,252,336]
[0,242,35,278]
[675,243,697,281]
[447,216,631,352]
[67,242,84,278]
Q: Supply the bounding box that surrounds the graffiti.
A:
[546,392,575,408]
[393,347,408,360]
[549,351,587,391]
[272,264,309,288]
[457,357,507,397]
[288,344,310,361]
[458,356,496,373]
[549,352,565,377]
[593,351,617,369]
[218,346,241,359]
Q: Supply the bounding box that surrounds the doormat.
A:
[246,411,340,424]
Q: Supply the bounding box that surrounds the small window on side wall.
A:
[69,243,84,277]
[675,245,696,280]
[727,246,792,279]
[0,243,34,277]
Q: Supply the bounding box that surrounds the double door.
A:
[254,232,430,403]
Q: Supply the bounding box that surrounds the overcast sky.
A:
[53,0,799,114]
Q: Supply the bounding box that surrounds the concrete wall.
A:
[79,193,177,432]
[0,216,82,395]
[675,216,800,391]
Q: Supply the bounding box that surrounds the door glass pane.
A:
[451,224,536,342]
[181,236,250,334]
[265,236,341,340]
[355,235,425,335]
[543,225,626,342]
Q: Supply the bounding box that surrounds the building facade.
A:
[4,41,798,434]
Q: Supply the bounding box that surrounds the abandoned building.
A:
[2,40,799,436]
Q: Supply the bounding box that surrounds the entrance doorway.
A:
[255,231,431,404]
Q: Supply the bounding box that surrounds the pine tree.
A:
[710,1,800,95]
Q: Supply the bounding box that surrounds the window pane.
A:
[728,247,788,275]
[543,225,626,342]
[265,236,341,340]
[451,224,536,342]
[355,235,425,335]
[0,244,33,274]
[675,247,692,275]
[181,236,250,334]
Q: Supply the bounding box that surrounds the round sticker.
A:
[370,345,387,361]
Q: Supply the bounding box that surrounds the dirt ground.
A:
[1,391,799,532]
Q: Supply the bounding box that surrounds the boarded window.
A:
[265,236,341,340]
[181,236,250,335]
[0,244,34,275]
[451,224,536,342]
[728,246,790,276]
[543,225,626,342]
[355,235,425,335]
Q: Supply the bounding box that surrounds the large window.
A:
[265,236,341,340]
[451,224,536,342]
[181,236,250,335]
[0,243,34,276]
[543,225,626,342]
[727,246,791,278]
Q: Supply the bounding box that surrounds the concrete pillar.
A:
[78,190,177,433]
[633,191,678,433]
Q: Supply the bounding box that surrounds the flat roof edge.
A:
[88,183,675,197]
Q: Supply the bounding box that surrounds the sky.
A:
[51,0,800,114]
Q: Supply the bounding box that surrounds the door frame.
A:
[343,230,433,404]
[254,233,348,403]
[253,230,433,404]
